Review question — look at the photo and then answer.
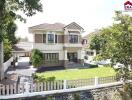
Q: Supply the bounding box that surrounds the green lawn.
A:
[35,67,116,80]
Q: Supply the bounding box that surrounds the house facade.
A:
[29,22,84,67]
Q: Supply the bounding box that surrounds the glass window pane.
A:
[48,34,54,43]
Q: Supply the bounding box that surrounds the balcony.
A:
[33,43,64,51]
[64,43,82,48]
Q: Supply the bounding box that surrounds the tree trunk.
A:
[0,42,4,80]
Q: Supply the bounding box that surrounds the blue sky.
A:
[15,0,130,41]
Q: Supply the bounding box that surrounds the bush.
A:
[32,73,55,82]
[89,64,98,68]
[94,54,103,61]
[74,93,80,100]
[31,49,43,67]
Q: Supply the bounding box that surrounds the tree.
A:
[31,49,43,67]
[90,34,102,54]
[0,0,43,42]
[3,39,12,62]
[0,0,43,80]
[91,11,132,81]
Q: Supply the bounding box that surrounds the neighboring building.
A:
[12,42,33,58]
[29,22,84,67]
[82,32,98,61]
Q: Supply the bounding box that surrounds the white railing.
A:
[64,43,82,48]
[0,76,119,96]
[3,57,13,72]
[33,43,63,51]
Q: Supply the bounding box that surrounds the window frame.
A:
[69,35,78,43]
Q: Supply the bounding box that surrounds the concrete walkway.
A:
[7,57,36,76]
[0,57,36,85]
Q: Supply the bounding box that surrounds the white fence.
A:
[3,57,13,72]
[0,76,119,96]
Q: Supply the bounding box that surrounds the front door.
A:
[67,53,77,62]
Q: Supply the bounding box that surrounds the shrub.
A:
[74,93,80,100]
[32,73,55,82]
[31,49,43,67]
[94,54,103,61]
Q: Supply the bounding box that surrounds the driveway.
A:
[7,57,36,76]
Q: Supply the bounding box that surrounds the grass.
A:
[35,67,116,80]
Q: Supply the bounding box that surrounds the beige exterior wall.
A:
[33,43,64,51]
[58,35,64,43]
[30,23,84,67]
[34,34,43,43]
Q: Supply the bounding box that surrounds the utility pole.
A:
[0,42,4,80]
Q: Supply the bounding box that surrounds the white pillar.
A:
[0,42,4,80]
[93,50,96,56]
[95,77,98,86]
[64,50,68,60]
[63,80,67,90]
[77,50,81,59]
[24,82,30,93]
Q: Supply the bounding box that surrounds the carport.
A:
[11,42,32,67]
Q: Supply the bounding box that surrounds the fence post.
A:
[63,80,67,90]
[95,77,98,86]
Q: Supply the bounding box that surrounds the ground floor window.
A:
[43,53,59,64]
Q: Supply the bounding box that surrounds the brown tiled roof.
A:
[29,23,66,30]
[12,42,33,51]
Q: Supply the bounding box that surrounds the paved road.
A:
[7,57,36,76]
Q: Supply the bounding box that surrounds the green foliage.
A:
[94,54,103,61]
[90,11,132,83]
[0,0,43,65]
[32,73,55,83]
[74,93,80,100]
[31,49,43,67]
[90,34,102,54]
[3,39,12,62]
[46,96,53,100]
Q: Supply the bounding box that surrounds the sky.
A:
[15,0,131,41]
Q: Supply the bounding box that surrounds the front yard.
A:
[35,67,116,80]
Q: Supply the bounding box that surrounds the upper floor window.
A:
[48,34,54,43]
[69,35,78,43]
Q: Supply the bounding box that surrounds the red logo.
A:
[124,1,132,11]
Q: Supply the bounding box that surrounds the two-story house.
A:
[29,22,84,68]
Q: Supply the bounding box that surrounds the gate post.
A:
[95,77,98,86]
[63,80,67,90]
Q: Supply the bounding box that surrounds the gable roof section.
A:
[64,22,84,30]
[124,1,132,5]
[29,23,66,31]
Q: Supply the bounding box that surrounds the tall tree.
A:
[90,11,132,81]
[0,0,43,80]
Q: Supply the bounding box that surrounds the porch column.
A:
[64,50,68,60]
[77,50,84,64]
[0,42,4,80]
[64,50,68,67]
